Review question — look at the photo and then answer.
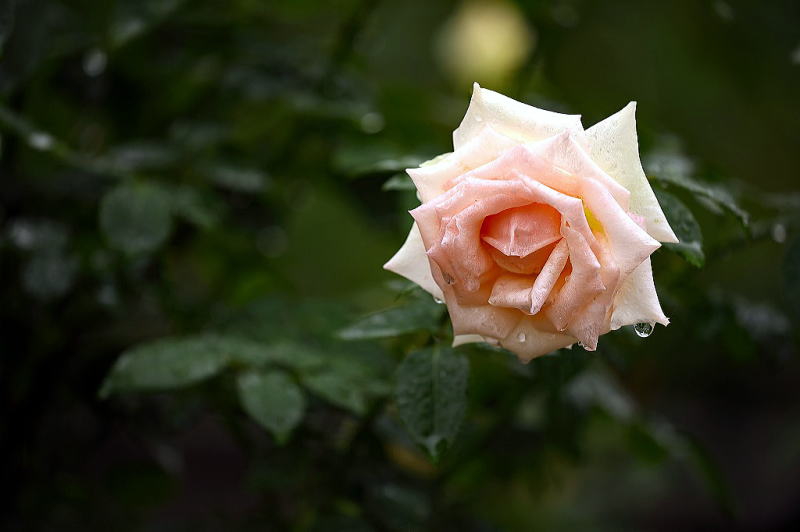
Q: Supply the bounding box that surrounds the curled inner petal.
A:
[529,238,569,314]
[481,203,561,257]
[487,241,556,275]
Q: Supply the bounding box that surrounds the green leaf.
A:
[100,335,231,397]
[168,184,222,230]
[682,434,735,517]
[382,173,416,191]
[236,369,305,444]
[301,356,390,415]
[100,141,179,172]
[567,369,635,422]
[631,419,734,516]
[333,140,429,177]
[100,334,332,398]
[232,339,326,372]
[99,182,173,255]
[338,294,444,340]
[654,189,705,267]
[202,163,269,193]
[394,346,469,459]
[110,0,184,48]
[650,172,748,227]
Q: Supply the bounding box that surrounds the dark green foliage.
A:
[654,189,705,267]
[99,182,174,255]
[236,369,306,444]
[395,347,469,459]
[1,0,799,530]
[338,290,445,340]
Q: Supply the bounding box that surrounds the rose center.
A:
[480,203,563,275]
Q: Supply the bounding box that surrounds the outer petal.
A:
[453,83,584,150]
[408,126,518,203]
[499,318,575,362]
[610,258,669,329]
[580,178,661,276]
[520,131,631,209]
[383,223,444,301]
[586,102,678,243]
[453,334,486,347]
[444,288,520,339]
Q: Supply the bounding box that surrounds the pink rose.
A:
[385,84,678,361]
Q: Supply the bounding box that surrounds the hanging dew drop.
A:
[634,322,654,338]
[517,332,526,342]
[433,297,445,304]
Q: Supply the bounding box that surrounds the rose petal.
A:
[579,178,661,276]
[444,286,521,339]
[408,126,518,203]
[413,178,535,292]
[564,239,621,350]
[545,225,605,332]
[453,83,585,150]
[586,102,678,243]
[488,241,556,275]
[610,257,669,329]
[499,316,575,362]
[488,274,535,313]
[529,239,569,314]
[383,222,444,301]
[481,203,562,257]
[443,144,600,248]
[516,132,631,209]
[447,139,581,197]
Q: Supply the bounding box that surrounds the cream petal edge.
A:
[453,83,585,150]
[452,334,485,347]
[383,222,444,301]
[585,102,679,244]
[610,257,669,330]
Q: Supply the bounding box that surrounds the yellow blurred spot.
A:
[385,442,438,478]
[437,0,535,89]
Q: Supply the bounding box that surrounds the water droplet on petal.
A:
[433,297,445,304]
[474,116,483,123]
[517,332,526,342]
[634,322,654,338]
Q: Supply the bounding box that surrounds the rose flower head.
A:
[385,84,678,361]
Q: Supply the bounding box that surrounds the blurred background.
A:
[1,0,799,530]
